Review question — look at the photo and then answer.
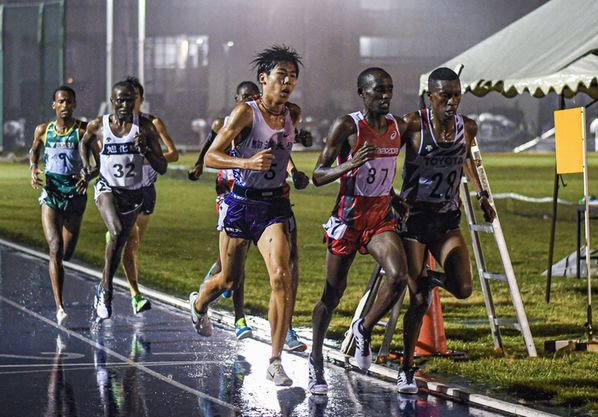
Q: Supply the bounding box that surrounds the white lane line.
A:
[0,360,223,368]
[0,295,239,414]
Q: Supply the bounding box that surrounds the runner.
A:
[188,45,303,386]
[309,68,411,395]
[397,67,496,394]
[189,81,310,350]
[29,85,88,325]
[122,76,179,315]
[79,81,167,321]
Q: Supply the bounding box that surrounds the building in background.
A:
[1,0,549,150]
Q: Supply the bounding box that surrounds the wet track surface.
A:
[0,243,507,416]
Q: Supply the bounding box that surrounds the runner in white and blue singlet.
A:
[79,81,167,322]
[188,46,304,387]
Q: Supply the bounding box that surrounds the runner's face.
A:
[360,75,393,115]
[52,90,76,120]
[235,86,259,104]
[111,86,136,120]
[260,62,297,103]
[429,80,461,119]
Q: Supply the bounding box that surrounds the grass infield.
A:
[2,151,598,414]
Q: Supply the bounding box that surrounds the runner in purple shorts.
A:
[188,45,303,387]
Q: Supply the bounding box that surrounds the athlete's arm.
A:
[463,117,496,222]
[188,118,224,181]
[400,112,422,154]
[79,118,102,180]
[287,156,309,190]
[287,102,313,147]
[29,123,47,189]
[312,115,376,187]
[205,103,273,171]
[138,118,167,175]
[152,117,179,163]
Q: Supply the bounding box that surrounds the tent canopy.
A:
[419,0,598,99]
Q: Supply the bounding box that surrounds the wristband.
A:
[476,190,489,200]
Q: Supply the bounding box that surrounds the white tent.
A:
[418,0,598,98]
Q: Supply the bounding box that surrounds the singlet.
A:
[43,120,83,176]
[99,114,145,190]
[400,108,467,213]
[332,111,402,227]
[139,113,158,187]
[230,100,295,190]
[42,120,84,196]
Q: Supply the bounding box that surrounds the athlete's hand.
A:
[480,197,496,222]
[391,194,410,226]
[350,141,377,169]
[188,164,203,181]
[297,129,313,147]
[292,170,310,190]
[246,149,274,171]
[75,166,91,194]
[30,166,42,189]
[134,133,148,155]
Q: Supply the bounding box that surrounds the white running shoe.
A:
[351,318,372,370]
[56,306,68,326]
[188,292,213,336]
[94,284,112,320]
[397,367,419,394]
[266,358,293,386]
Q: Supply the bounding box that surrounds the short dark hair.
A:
[236,81,260,95]
[251,45,303,81]
[112,80,135,94]
[125,75,144,98]
[428,67,459,92]
[52,85,76,101]
[357,67,391,91]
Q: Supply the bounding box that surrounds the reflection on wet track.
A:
[0,244,506,416]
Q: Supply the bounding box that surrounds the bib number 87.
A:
[366,167,389,185]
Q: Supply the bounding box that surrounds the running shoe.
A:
[234,317,252,339]
[284,328,307,351]
[188,292,213,336]
[131,294,152,314]
[397,366,419,394]
[105,231,110,244]
[308,354,328,395]
[351,318,372,370]
[94,284,112,320]
[266,358,292,386]
[56,306,68,326]
[222,289,232,298]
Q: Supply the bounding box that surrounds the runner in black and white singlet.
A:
[122,76,179,315]
[188,46,304,387]
[396,67,496,394]
[79,81,167,322]
[29,86,88,326]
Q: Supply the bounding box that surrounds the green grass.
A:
[2,151,598,415]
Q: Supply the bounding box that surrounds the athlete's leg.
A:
[96,193,139,290]
[288,220,299,324]
[122,213,151,297]
[311,250,356,362]
[401,239,431,370]
[256,222,293,360]
[61,210,84,262]
[361,231,410,332]
[429,230,473,299]
[194,231,248,313]
[41,204,66,310]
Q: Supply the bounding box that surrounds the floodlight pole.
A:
[138,0,145,86]
[545,94,566,303]
[106,0,113,105]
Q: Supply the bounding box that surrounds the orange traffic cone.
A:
[414,255,450,356]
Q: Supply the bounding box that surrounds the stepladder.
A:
[461,139,537,357]
[341,138,537,359]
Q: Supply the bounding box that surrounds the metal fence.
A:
[1,0,63,152]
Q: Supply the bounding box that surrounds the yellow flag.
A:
[554,107,585,174]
